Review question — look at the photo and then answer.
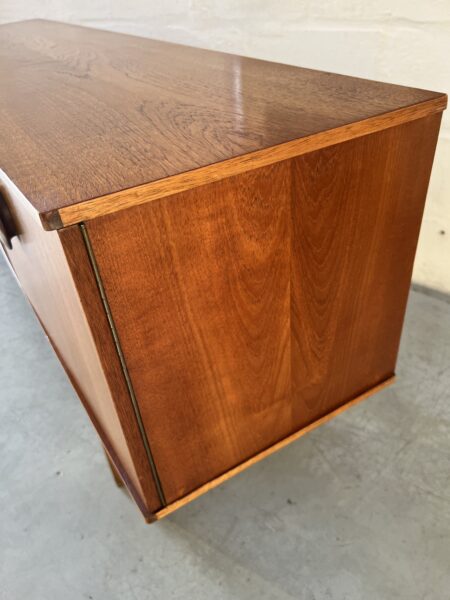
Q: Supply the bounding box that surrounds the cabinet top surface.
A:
[0,19,446,224]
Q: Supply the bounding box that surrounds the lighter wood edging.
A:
[43,96,446,230]
[154,376,395,520]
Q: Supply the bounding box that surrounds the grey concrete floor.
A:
[0,255,449,600]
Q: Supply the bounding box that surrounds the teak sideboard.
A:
[0,20,446,521]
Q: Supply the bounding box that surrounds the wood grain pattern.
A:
[86,115,441,506]
[0,19,445,229]
[154,376,395,520]
[51,96,446,229]
[86,162,293,502]
[0,172,162,517]
[290,113,442,428]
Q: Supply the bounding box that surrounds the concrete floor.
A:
[0,256,449,600]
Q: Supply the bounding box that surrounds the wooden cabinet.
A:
[0,20,446,521]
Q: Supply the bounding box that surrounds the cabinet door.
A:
[85,114,441,504]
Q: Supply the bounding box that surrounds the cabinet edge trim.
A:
[41,96,447,230]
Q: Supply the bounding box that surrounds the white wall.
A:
[1,1,449,292]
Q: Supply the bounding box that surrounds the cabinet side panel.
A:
[86,162,292,502]
[1,180,161,517]
[84,113,441,507]
[290,113,442,426]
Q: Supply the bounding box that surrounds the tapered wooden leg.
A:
[104,448,124,488]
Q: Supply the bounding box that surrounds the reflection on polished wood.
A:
[0,19,446,229]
